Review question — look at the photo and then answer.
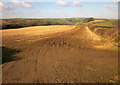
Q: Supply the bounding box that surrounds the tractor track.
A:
[2,25,118,83]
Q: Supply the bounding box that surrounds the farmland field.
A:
[1,1,119,84]
[1,18,119,83]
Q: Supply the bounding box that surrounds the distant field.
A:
[92,20,117,28]
[1,19,72,29]
[1,18,117,29]
[1,18,79,29]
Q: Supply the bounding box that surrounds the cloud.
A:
[56,1,82,7]
[112,0,119,2]
[104,5,117,9]
[0,2,9,9]
[11,0,32,8]
[56,1,69,6]
[73,1,81,6]
[26,0,34,2]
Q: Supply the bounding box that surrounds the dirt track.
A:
[2,25,118,83]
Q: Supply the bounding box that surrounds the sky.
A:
[0,0,118,19]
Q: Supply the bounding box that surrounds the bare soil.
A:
[89,20,106,23]
[2,25,118,83]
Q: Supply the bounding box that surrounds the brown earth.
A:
[2,25,118,83]
[89,20,106,23]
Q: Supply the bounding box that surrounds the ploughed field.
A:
[2,25,118,83]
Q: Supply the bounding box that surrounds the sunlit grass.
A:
[92,21,114,27]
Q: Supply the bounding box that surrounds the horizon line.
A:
[0,17,118,20]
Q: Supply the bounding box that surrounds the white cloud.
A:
[73,1,81,6]
[56,1,69,6]
[56,1,82,7]
[11,0,32,8]
[104,5,117,9]
[26,0,34,2]
[112,0,119,2]
[0,2,9,9]
[20,2,32,8]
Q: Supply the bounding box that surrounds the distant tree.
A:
[83,17,94,23]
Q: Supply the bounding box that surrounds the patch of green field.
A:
[92,21,115,27]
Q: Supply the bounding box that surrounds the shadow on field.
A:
[1,46,22,64]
